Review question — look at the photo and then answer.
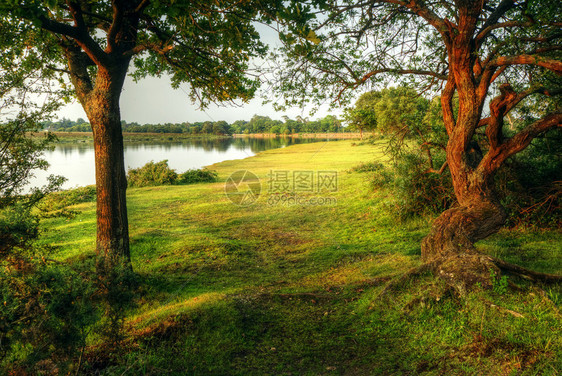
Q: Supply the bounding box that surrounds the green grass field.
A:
[39,139,562,375]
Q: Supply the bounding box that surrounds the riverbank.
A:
[35,140,561,375]
[33,131,233,143]
[32,131,363,143]
[233,132,363,138]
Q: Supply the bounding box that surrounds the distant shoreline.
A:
[232,132,362,139]
[32,131,364,141]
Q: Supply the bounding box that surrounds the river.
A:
[29,136,334,190]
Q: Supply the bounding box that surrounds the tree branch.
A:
[479,112,562,174]
[107,0,125,52]
[426,161,449,175]
[61,43,94,101]
[476,21,532,43]
[36,14,79,39]
[383,0,448,37]
[134,0,151,14]
[359,68,447,84]
[476,0,517,43]
[478,87,562,128]
[441,75,456,135]
[490,55,562,75]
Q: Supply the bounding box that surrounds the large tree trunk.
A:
[421,191,506,294]
[82,65,131,270]
[421,117,507,294]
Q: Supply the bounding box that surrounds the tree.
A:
[374,87,429,136]
[1,1,276,270]
[272,0,562,292]
[344,91,381,139]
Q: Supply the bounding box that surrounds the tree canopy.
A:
[2,0,274,105]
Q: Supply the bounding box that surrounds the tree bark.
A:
[421,191,506,294]
[81,65,131,270]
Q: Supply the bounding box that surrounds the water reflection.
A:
[29,136,334,190]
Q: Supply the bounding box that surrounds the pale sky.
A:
[57,74,344,124]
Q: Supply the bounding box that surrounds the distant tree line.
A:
[42,114,349,135]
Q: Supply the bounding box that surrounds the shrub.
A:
[349,161,385,173]
[390,153,455,219]
[38,185,96,215]
[127,160,178,187]
[0,204,39,258]
[352,152,455,220]
[0,260,99,372]
[127,160,218,187]
[178,168,218,184]
[496,131,562,228]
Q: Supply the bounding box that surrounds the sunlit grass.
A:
[38,139,562,375]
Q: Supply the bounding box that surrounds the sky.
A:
[57,74,345,125]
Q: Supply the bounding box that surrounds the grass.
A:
[37,139,562,375]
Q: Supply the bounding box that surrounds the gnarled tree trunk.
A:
[421,188,506,295]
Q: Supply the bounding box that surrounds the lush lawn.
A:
[39,139,562,375]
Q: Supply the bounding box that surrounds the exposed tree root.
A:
[377,263,436,298]
[375,254,562,300]
[491,257,562,284]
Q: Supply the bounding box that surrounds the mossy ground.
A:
[39,140,561,375]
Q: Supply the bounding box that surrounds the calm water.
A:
[29,137,332,190]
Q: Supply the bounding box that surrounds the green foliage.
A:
[127,160,178,188]
[0,259,99,372]
[43,114,349,135]
[374,87,429,135]
[38,185,97,216]
[489,269,508,295]
[178,169,218,184]
[128,160,219,187]
[497,131,562,229]
[0,1,281,108]
[368,152,455,219]
[344,91,381,135]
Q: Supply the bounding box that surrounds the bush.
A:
[350,161,385,173]
[127,160,218,187]
[353,152,455,220]
[178,169,218,184]
[496,131,562,228]
[0,260,99,373]
[127,160,178,187]
[390,153,455,219]
[38,185,96,215]
[0,204,39,258]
